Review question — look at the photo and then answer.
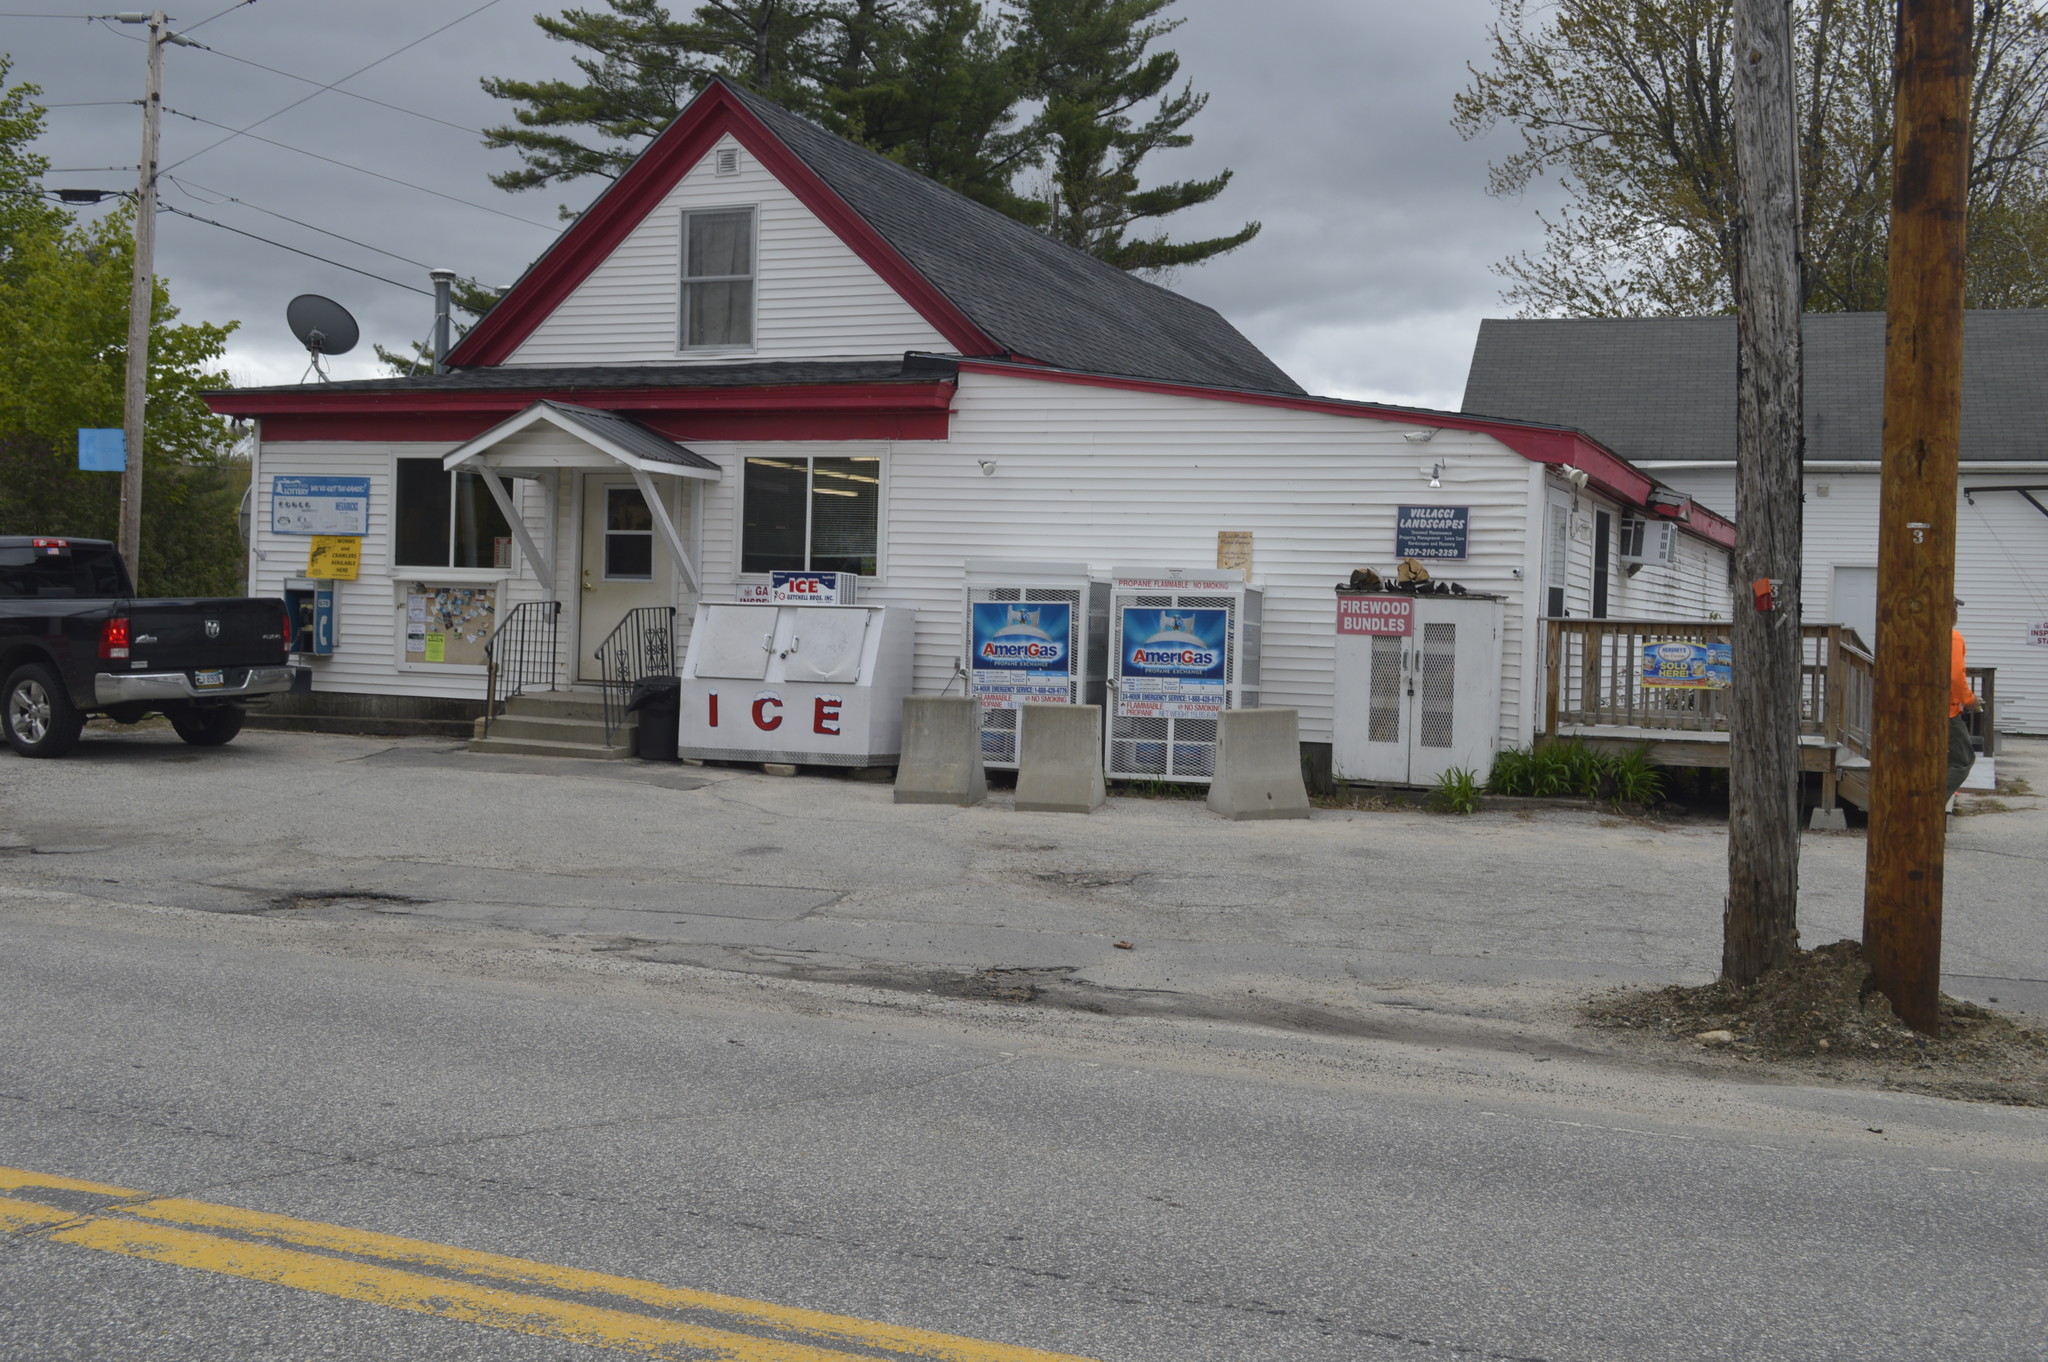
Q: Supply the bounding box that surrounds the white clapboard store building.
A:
[1464,313,2048,734]
[211,78,1736,768]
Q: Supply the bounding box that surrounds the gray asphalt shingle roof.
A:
[722,82,1302,396]
[537,402,717,470]
[1460,311,2048,463]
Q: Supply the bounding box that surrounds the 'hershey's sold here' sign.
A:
[1336,594,1413,637]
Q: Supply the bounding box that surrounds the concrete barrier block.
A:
[1208,708,1312,821]
[1014,703,1105,814]
[893,696,987,806]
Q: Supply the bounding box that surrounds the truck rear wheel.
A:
[3,663,85,758]
[169,702,246,747]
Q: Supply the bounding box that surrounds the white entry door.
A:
[577,475,677,681]
[1333,597,1503,786]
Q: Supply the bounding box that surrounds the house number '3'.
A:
[1909,521,1930,543]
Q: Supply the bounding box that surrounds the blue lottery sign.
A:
[271,476,371,536]
[971,602,1072,706]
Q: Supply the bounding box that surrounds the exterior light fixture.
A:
[1404,429,1439,444]
[978,459,997,476]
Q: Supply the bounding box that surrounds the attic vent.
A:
[714,147,740,176]
[1618,516,1677,568]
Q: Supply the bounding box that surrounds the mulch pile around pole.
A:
[1581,939,2048,1106]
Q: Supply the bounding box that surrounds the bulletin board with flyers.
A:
[403,584,497,667]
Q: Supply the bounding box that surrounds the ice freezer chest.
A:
[677,601,914,767]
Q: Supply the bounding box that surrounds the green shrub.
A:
[1488,741,1666,808]
[1428,766,1482,814]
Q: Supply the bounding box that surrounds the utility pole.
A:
[118,10,169,586]
[1725,0,1806,985]
[1864,0,1973,1036]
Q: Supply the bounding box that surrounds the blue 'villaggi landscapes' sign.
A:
[1396,504,1470,560]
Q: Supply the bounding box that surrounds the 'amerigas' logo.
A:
[1122,610,1225,676]
[971,602,1072,673]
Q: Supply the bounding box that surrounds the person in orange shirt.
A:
[1946,599,1982,803]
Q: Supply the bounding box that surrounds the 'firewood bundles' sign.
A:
[1336,595,1413,636]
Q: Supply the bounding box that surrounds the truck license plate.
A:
[194,670,225,689]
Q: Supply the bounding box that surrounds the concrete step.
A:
[485,713,632,745]
[469,734,637,760]
[500,689,613,720]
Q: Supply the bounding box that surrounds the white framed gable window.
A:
[680,206,755,350]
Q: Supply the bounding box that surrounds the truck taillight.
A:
[283,609,296,655]
[99,617,131,660]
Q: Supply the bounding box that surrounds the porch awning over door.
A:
[440,400,718,593]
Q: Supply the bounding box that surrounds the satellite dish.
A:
[286,294,358,382]
[287,294,359,356]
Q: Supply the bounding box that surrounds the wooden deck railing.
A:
[1543,619,1994,759]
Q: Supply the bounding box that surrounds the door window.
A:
[603,487,654,581]
[1419,622,1457,749]
[1368,636,1404,743]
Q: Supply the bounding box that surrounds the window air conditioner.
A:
[1618,516,1677,567]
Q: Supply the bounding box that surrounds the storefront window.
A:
[741,455,879,575]
[395,459,514,569]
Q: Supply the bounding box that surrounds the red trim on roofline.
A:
[947,359,1739,551]
[203,381,956,444]
[446,82,1000,368]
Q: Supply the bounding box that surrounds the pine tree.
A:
[1014,0,1258,272]
[829,0,1040,220]
[479,0,1260,273]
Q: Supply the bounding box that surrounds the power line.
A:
[162,107,555,229]
[160,201,432,295]
[160,0,504,175]
[183,0,256,33]
[193,44,485,137]
[43,100,142,108]
[165,174,436,270]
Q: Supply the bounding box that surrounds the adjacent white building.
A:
[1464,312,2048,734]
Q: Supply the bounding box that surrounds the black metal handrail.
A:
[594,605,677,745]
[482,600,562,735]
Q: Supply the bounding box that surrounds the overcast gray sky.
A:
[4,0,1558,408]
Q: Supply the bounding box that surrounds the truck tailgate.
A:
[123,598,289,672]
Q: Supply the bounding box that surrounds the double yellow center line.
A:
[0,1165,1100,1361]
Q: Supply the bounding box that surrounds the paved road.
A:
[1,895,2044,1361]
[2,730,2045,1359]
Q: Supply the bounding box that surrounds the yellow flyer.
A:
[306,536,362,580]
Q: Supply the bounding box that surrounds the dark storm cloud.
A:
[4,0,1550,406]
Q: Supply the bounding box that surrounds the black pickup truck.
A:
[0,536,296,758]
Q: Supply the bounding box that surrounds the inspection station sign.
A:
[271,476,370,536]
[1395,505,1470,560]
[970,602,1073,708]
[1336,595,1414,636]
[1116,607,1228,719]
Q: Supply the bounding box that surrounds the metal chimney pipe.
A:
[428,268,456,374]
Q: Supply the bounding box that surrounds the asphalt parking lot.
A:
[4,725,2042,1026]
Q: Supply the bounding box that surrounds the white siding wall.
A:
[256,378,1738,737]
[253,442,558,701]
[685,375,1547,746]
[504,134,952,366]
[1657,464,2048,733]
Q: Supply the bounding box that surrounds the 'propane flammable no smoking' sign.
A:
[1336,595,1414,636]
